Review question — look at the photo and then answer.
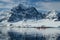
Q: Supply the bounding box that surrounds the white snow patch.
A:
[9,19,60,27]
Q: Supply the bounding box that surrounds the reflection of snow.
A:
[8,28,60,40]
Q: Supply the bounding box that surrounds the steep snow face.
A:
[46,10,58,21]
[45,10,60,21]
[0,10,11,22]
[8,4,43,22]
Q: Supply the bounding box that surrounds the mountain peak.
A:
[8,4,43,22]
[46,10,58,20]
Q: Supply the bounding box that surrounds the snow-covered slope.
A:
[46,10,58,20]
[0,10,11,22]
[9,19,60,28]
[45,10,60,21]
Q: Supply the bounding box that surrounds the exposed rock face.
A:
[57,12,60,21]
[8,4,43,22]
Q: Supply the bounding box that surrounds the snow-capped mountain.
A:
[0,4,60,28]
[8,4,43,22]
[2,4,59,28]
[46,10,58,21]
[0,10,11,22]
[45,10,60,21]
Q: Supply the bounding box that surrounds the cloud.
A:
[0,0,19,11]
[0,0,60,11]
[34,2,60,10]
[0,0,17,3]
[0,0,29,8]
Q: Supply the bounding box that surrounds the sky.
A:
[0,0,60,11]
